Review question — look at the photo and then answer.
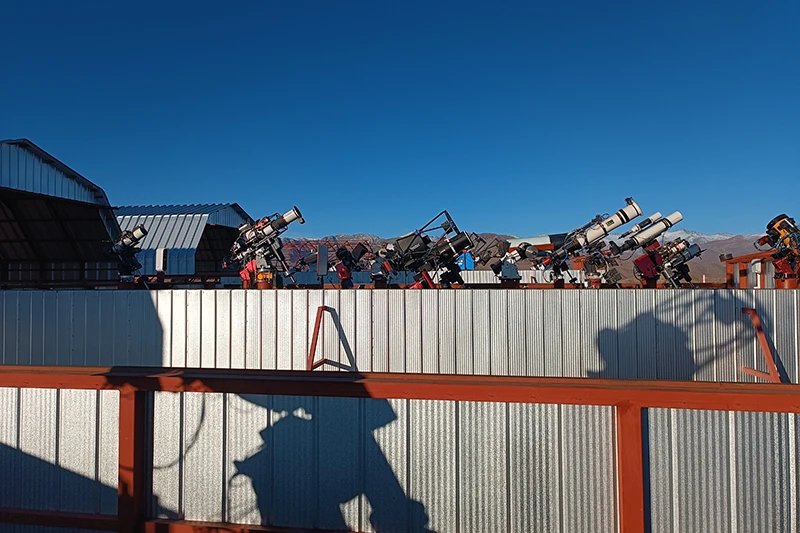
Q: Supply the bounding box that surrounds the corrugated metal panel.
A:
[114,203,250,228]
[0,142,103,205]
[1,288,799,379]
[3,288,800,527]
[116,214,209,275]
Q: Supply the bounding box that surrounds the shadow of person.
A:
[233,309,435,532]
[588,313,699,381]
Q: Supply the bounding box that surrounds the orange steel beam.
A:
[145,519,356,532]
[2,367,800,532]
[720,250,775,264]
[307,306,331,370]
[1,366,800,412]
[0,508,117,530]
[741,308,784,383]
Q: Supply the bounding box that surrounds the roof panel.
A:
[117,213,210,252]
[0,139,111,206]
[114,203,251,225]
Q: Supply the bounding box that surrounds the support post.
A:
[118,387,148,533]
[616,402,645,533]
[739,263,749,289]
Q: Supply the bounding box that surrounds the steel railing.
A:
[1,366,799,532]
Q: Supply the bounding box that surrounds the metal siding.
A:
[404,290,423,373]
[388,290,406,373]
[651,409,733,532]
[454,290,474,374]
[355,291,373,372]
[655,290,678,379]
[151,392,183,518]
[647,408,675,533]
[580,290,601,378]
[409,400,457,533]
[472,290,491,375]
[438,290,457,374]
[490,290,509,375]
[0,143,97,204]
[714,290,739,382]
[201,291,217,368]
[229,290,246,370]
[595,290,618,379]
[261,290,278,370]
[245,291,262,370]
[317,397,361,530]
[560,405,617,533]
[735,290,757,383]
[561,291,583,377]
[185,291,202,368]
[98,390,118,514]
[734,411,790,533]
[616,289,638,379]
[215,290,231,369]
[525,289,545,376]
[224,393,269,525]
[19,389,58,510]
[371,290,389,372]
[0,389,20,508]
[58,390,99,512]
[542,291,563,377]
[276,291,293,370]
[421,290,439,373]
[508,403,561,533]
[693,290,718,381]
[182,393,224,522]
[635,291,657,379]
[170,291,187,368]
[507,290,527,376]
[268,395,316,528]
[775,290,798,382]
[292,291,309,371]
[321,290,340,369]
[458,401,508,533]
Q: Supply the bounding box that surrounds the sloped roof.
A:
[114,203,251,225]
[0,139,113,207]
[115,204,250,275]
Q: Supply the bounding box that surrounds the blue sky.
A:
[1,1,798,238]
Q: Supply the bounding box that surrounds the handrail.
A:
[0,366,799,532]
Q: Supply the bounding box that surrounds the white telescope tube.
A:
[626,211,683,248]
[579,199,643,246]
[621,212,662,238]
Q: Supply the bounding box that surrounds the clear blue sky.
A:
[1,1,798,238]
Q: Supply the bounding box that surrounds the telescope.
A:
[223,206,305,282]
[609,211,682,255]
[112,224,148,278]
[619,212,662,239]
[534,197,643,276]
[375,210,474,288]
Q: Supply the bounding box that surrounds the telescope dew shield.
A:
[623,211,683,251]
[621,212,662,238]
[580,198,643,246]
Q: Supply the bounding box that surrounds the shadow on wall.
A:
[234,308,435,532]
[0,290,168,519]
[587,290,784,382]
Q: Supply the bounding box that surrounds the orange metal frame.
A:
[1,366,800,533]
[741,308,785,383]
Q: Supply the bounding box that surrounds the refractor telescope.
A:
[533,197,643,277]
[223,206,305,283]
[609,211,683,255]
[375,210,474,288]
[112,224,148,279]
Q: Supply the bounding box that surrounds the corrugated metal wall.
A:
[1,288,798,532]
[1,289,796,380]
[0,143,97,204]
